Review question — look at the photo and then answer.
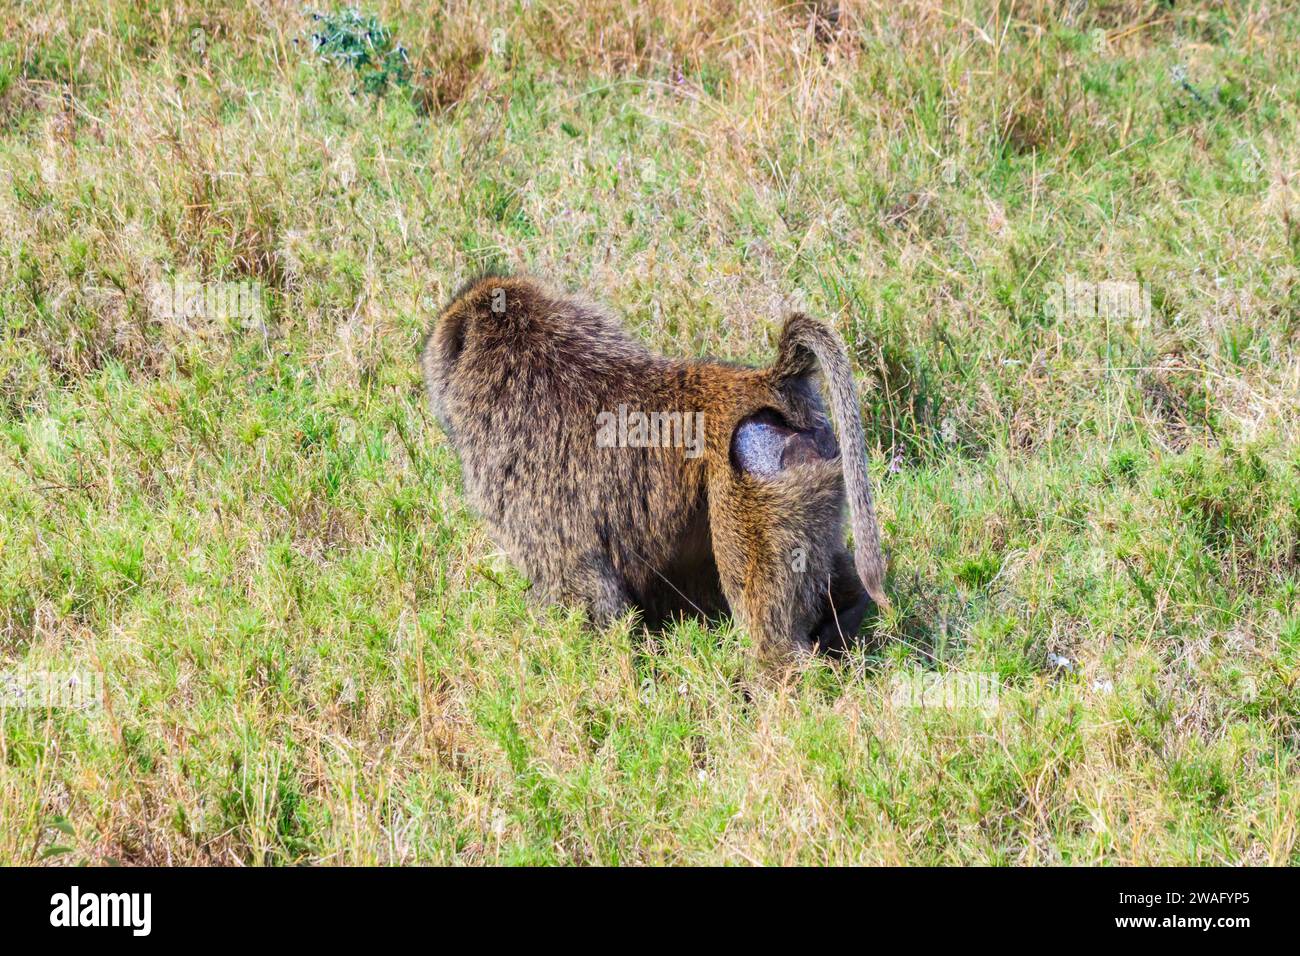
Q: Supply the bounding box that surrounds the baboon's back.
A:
[421,275,701,598]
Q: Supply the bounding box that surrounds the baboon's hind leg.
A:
[810,550,875,655]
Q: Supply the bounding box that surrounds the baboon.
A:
[421,274,888,660]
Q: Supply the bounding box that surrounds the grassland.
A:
[0,0,1298,865]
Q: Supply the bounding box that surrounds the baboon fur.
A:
[421,274,888,661]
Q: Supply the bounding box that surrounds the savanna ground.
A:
[1,0,1298,866]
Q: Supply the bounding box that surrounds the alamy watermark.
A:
[50,886,151,936]
[147,279,267,332]
[596,404,705,459]
[1044,274,1151,324]
[889,669,1001,716]
[1,668,103,711]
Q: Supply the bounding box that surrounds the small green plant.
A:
[308,8,410,95]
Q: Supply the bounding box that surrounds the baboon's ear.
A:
[772,313,819,382]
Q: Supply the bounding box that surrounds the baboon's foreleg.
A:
[552,550,634,626]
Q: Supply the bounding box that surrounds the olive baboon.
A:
[421,274,887,660]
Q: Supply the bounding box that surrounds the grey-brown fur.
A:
[421,273,888,660]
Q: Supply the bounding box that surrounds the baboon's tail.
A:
[774,314,889,610]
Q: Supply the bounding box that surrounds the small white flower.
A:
[1047,653,1075,674]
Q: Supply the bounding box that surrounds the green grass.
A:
[0,0,1298,864]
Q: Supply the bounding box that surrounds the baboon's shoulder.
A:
[442,272,650,363]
